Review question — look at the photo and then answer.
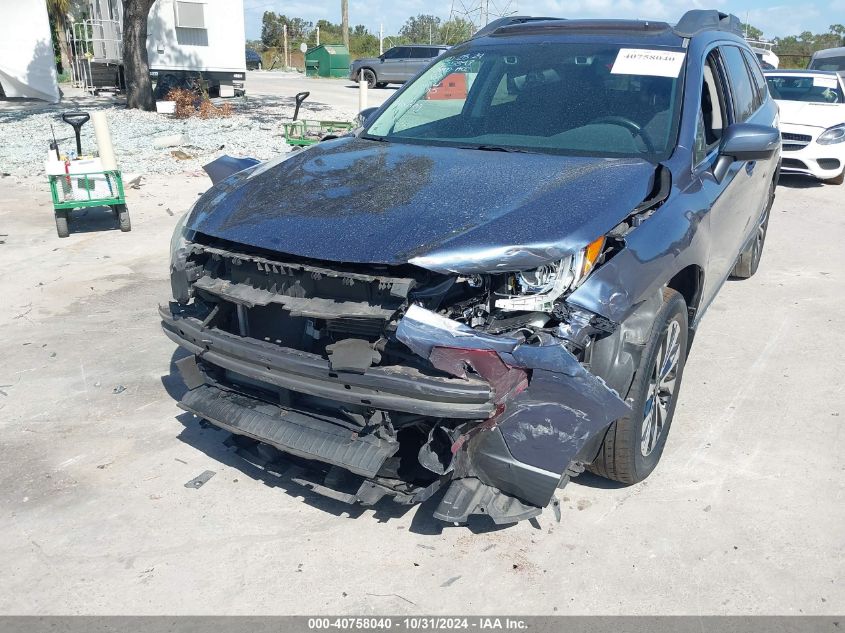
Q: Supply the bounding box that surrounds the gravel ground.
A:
[0,85,358,180]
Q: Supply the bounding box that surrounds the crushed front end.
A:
[162,232,632,525]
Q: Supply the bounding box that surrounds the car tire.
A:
[55,210,70,238]
[730,180,773,279]
[360,69,377,89]
[824,170,844,185]
[376,82,388,88]
[588,288,688,484]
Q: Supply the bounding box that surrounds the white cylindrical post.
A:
[379,24,383,55]
[358,76,368,112]
[91,111,117,169]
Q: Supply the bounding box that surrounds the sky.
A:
[242,0,845,42]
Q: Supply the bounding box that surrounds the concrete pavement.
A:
[0,169,842,614]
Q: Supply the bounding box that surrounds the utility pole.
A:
[316,26,320,46]
[341,0,349,48]
[283,24,288,68]
[379,23,383,55]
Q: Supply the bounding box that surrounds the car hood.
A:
[187,137,656,274]
[352,57,379,66]
[776,99,845,129]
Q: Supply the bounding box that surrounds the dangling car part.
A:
[162,10,780,525]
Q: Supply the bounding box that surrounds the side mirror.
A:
[713,123,780,182]
[378,55,385,62]
[356,106,379,128]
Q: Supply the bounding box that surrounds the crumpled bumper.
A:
[162,303,630,524]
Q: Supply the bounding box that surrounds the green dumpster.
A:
[304,44,351,78]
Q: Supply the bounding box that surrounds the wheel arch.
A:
[358,66,377,81]
[666,264,704,345]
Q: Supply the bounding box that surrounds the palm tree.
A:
[47,0,73,74]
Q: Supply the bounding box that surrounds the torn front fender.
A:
[396,305,631,512]
[203,155,261,186]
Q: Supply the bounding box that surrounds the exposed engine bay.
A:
[162,224,646,524]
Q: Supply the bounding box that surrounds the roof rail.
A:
[673,10,742,38]
[472,16,562,39]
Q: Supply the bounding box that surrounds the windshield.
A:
[810,56,845,72]
[765,75,844,104]
[364,42,685,160]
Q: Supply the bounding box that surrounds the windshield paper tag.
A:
[611,49,686,78]
[813,76,838,89]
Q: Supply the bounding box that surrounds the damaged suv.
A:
[162,11,780,524]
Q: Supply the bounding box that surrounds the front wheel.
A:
[359,69,377,89]
[55,210,70,238]
[588,288,688,484]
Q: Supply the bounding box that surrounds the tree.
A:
[740,22,763,40]
[400,14,442,43]
[261,11,284,48]
[439,17,474,44]
[123,0,157,110]
[47,0,73,74]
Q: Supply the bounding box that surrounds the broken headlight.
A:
[169,209,194,266]
[495,236,605,313]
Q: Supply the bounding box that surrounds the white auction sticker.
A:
[611,48,686,78]
[813,76,839,89]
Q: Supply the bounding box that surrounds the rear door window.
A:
[385,47,409,60]
[721,45,756,122]
[741,48,768,107]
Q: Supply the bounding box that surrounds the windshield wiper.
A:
[459,144,532,153]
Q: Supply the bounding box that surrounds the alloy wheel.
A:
[640,320,681,457]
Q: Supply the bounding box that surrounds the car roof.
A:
[470,10,743,47]
[812,46,845,58]
[763,69,841,76]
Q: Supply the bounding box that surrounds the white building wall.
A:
[0,0,60,102]
[146,0,246,73]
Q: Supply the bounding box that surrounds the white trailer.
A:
[72,0,246,97]
[147,0,246,97]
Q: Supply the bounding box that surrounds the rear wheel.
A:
[55,210,70,238]
[359,68,377,89]
[376,82,388,89]
[731,178,774,279]
[589,288,688,484]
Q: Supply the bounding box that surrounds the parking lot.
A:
[0,75,843,615]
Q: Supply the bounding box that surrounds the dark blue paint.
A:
[187,137,655,269]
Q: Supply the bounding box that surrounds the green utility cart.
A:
[304,44,351,78]
[48,170,130,238]
[46,111,131,238]
[282,120,354,147]
[282,91,353,147]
